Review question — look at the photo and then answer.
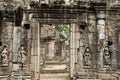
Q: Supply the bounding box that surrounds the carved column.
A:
[1,22,13,59]
[11,26,21,79]
[0,22,13,76]
[110,22,117,70]
[75,24,79,64]
[70,23,76,79]
[107,14,118,70]
[31,19,40,80]
[88,12,97,69]
[20,27,31,71]
[97,11,107,71]
[117,28,120,68]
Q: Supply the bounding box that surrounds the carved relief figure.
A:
[83,47,91,67]
[1,46,9,66]
[20,45,27,65]
[103,46,111,66]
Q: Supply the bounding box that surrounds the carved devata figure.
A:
[83,47,92,68]
[103,46,111,66]
[1,46,9,66]
[19,45,27,67]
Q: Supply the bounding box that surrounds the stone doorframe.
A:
[34,18,77,79]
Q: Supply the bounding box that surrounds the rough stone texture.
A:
[40,73,69,80]
[30,19,40,79]
[0,1,120,80]
[1,22,13,52]
[12,27,21,71]
[98,73,117,80]
[48,41,55,59]
[0,22,13,75]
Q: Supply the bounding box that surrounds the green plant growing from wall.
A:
[55,24,69,41]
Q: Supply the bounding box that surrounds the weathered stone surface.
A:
[0,1,120,80]
[98,73,117,80]
[40,73,69,80]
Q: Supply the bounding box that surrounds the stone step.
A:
[41,69,68,74]
[0,72,31,80]
[41,64,68,73]
[11,72,32,80]
[45,60,68,64]
[0,73,10,76]
[76,75,98,80]
[98,73,117,80]
[0,75,8,80]
[77,69,97,76]
[45,62,67,65]
[43,64,67,70]
[40,73,69,80]
[12,75,31,80]
[12,71,31,76]
[77,69,98,79]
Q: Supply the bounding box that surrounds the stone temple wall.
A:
[0,22,13,64]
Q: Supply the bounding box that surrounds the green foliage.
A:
[55,24,69,41]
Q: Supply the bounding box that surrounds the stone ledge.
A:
[98,73,117,80]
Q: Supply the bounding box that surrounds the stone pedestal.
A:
[48,41,55,59]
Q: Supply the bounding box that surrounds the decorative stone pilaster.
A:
[97,11,108,71]
[88,12,97,69]
[70,23,76,79]
[107,14,118,70]
[1,22,13,67]
[20,25,32,71]
[11,26,21,80]
[31,19,40,80]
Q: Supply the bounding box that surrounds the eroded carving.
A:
[1,46,9,66]
[103,46,111,66]
[19,45,27,65]
[83,47,92,68]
